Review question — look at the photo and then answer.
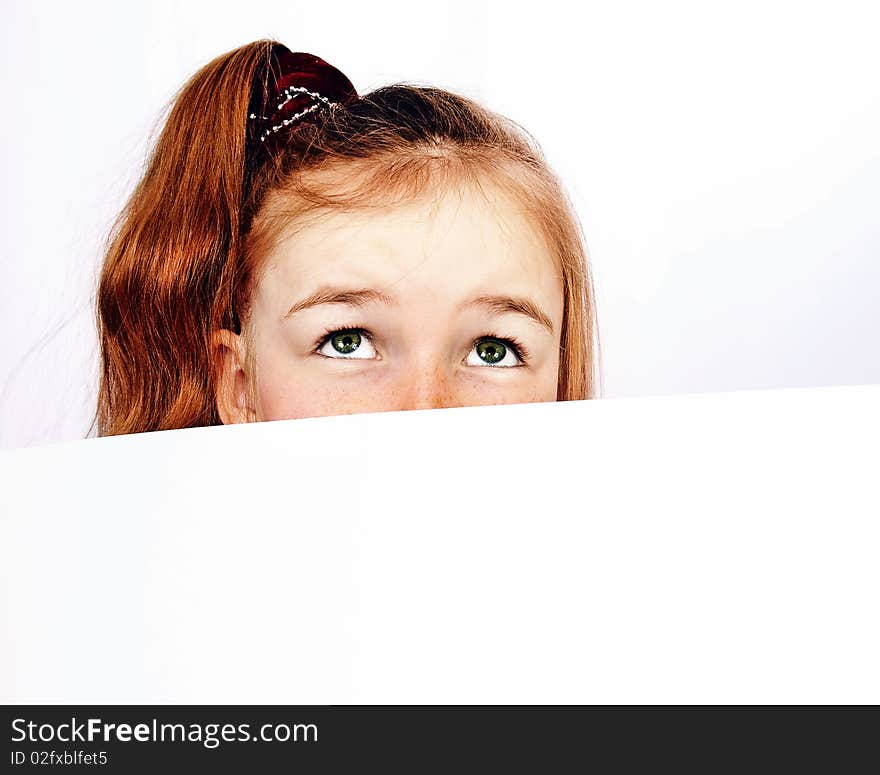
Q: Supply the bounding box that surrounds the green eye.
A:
[316,327,377,361]
[475,339,507,364]
[331,330,361,354]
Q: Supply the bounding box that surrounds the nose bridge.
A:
[397,351,455,410]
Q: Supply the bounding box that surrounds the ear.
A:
[211,329,256,424]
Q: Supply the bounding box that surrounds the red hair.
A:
[96,40,601,436]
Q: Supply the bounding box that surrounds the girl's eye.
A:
[465,337,524,368]
[316,329,378,359]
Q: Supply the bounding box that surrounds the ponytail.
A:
[97,41,275,435]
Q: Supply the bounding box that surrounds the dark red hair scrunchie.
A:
[246,45,359,160]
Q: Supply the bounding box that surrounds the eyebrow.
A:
[464,294,555,334]
[283,286,554,333]
[283,286,395,318]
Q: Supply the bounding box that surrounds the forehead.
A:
[256,178,562,310]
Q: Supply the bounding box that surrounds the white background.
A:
[2,0,879,449]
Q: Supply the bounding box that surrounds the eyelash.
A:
[312,326,531,364]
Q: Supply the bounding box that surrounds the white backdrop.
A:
[2,0,879,448]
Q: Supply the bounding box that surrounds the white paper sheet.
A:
[2,384,878,703]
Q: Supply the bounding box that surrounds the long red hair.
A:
[96,40,601,436]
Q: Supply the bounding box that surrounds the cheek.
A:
[527,354,562,404]
[254,350,391,421]
[248,344,310,420]
[512,360,561,404]
[256,369,379,421]
[255,375,307,421]
[439,355,562,409]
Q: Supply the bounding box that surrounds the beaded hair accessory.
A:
[246,46,359,158]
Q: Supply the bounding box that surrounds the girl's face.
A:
[214,179,564,423]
